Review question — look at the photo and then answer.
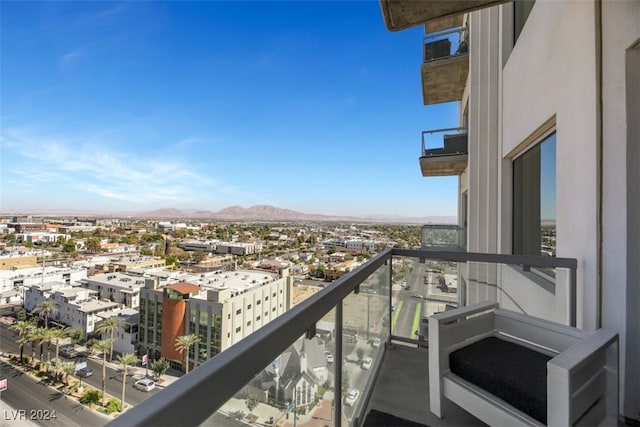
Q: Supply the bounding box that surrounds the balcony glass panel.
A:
[423,27,468,63]
[341,260,389,424]
[421,224,466,251]
[391,256,460,343]
[201,309,338,427]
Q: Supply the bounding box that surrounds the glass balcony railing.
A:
[421,224,466,251]
[420,127,468,176]
[423,27,468,63]
[107,248,577,427]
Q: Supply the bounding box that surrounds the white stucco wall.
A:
[502,1,600,330]
[601,0,640,419]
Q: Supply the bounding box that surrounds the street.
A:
[0,361,109,427]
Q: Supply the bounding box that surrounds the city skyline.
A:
[0,1,460,219]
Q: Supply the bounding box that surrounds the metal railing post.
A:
[335,301,343,427]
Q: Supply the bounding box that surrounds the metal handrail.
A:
[107,248,577,427]
[421,126,468,153]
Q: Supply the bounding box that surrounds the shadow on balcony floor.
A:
[365,343,486,427]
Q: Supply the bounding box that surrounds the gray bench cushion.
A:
[449,336,552,424]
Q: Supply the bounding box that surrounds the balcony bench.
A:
[428,301,618,426]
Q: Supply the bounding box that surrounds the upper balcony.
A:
[108,248,583,427]
[379,0,509,32]
[420,127,468,176]
[422,28,469,105]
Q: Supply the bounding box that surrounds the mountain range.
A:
[135,205,456,224]
[1,205,456,224]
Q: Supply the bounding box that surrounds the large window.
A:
[513,131,556,257]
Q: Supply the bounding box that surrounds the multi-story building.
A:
[25,282,120,338]
[79,272,145,309]
[95,308,139,355]
[139,269,293,371]
[0,265,87,293]
[379,0,639,422]
[94,256,165,273]
[215,242,262,256]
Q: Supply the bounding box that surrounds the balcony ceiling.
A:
[424,14,464,33]
[380,0,509,32]
[422,54,469,105]
[420,153,468,176]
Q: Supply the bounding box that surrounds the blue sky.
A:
[1,1,460,218]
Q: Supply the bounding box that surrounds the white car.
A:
[344,389,360,406]
[371,337,381,348]
[134,378,156,392]
[361,357,372,370]
[324,351,334,363]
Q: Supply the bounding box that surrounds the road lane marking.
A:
[411,303,422,339]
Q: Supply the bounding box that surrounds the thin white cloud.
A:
[59,46,86,70]
[2,128,219,207]
[79,4,129,23]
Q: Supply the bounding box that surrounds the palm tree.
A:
[174,334,200,374]
[116,353,139,412]
[10,320,35,362]
[41,328,56,371]
[91,339,113,406]
[95,317,125,362]
[58,360,76,387]
[32,299,58,329]
[50,327,70,362]
[30,327,47,364]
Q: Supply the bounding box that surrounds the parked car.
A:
[344,389,360,406]
[361,357,372,370]
[371,337,381,348]
[60,347,80,359]
[76,367,93,378]
[324,351,334,363]
[134,378,156,392]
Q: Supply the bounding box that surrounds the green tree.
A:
[175,334,200,374]
[62,239,76,253]
[86,238,101,254]
[10,320,35,362]
[245,394,258,416]
[116,353,140,412]
[91,339,113,406]
[95,317,125,362]
[191,249,206,264]
[50,327,70,362]
[59,360,76,386]
[33,299,59,329]
[68,328,83,344]
[151,357,170,380]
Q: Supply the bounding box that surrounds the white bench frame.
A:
[429,301,619,426]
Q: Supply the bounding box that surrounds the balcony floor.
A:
[365,342,486,427]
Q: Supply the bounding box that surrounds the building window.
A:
[235,326,241,333]
[236,309,241,315]
[513,131,556,257]
[247,304,252,310]
[514,0,535,44]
